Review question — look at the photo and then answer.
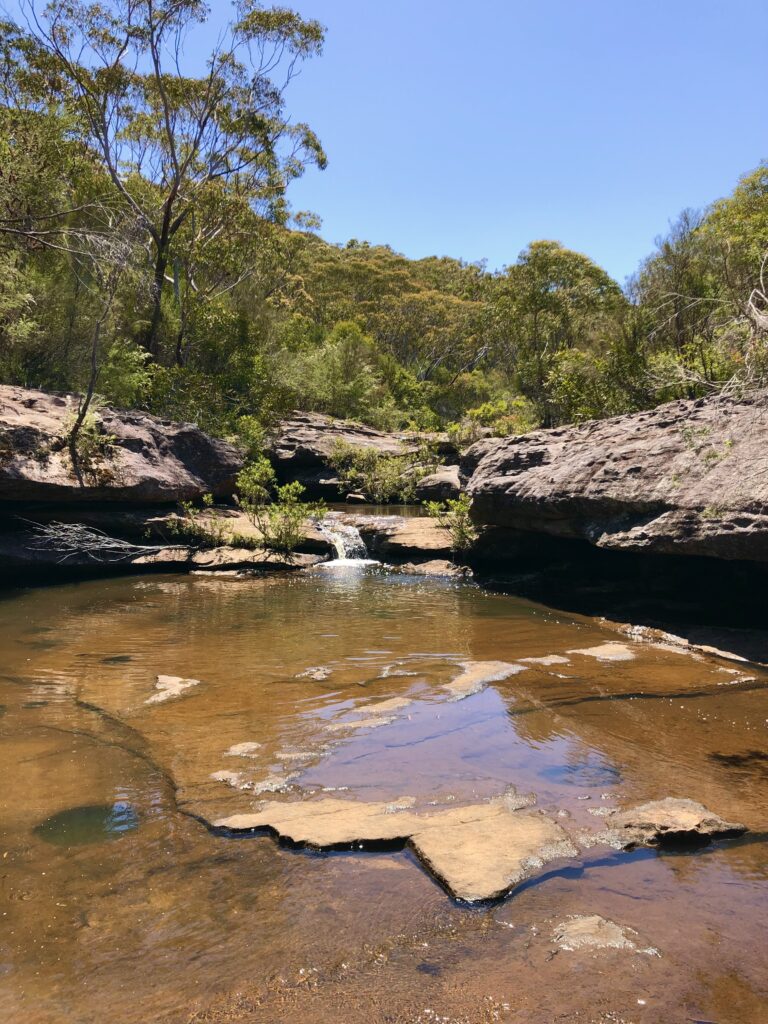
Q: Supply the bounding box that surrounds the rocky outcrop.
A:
[340,513,453,562]
[0,528,323,574]
[606,798,746,849]
[467,391,768,562]
[414,465,461,501]
[266,411,458,498]
[0,385,243,504]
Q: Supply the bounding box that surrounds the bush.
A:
[425,494,477,554]
[235,460,325,558]
[329,439,438,503]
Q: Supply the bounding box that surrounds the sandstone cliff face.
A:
[467,391,768,562]
[0,386,243,503]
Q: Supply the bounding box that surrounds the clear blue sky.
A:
[277,0,767,283]
[8,0,766,284]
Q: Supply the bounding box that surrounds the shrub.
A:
[235,460,325,559]
[329,439,438,503]
[425,494,477,554]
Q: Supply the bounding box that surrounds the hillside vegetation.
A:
[1,3,767,450]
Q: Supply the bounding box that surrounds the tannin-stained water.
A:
[0,568,766,1024]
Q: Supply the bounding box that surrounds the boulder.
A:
[552,915,657,955]
[342,514,453,562]
[467,391,768,562]
[396,559,471,579]
[266,411,458,498]
[606,797,746,849]
[0,385,242,504]
[415,465,461,501]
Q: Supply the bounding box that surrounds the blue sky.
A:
[7,0,766,283]
[276,0,767,283]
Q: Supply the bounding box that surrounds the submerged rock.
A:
[568,642,636,662]
[212,795,577,902]
[443,661,526,700]
[606,797,747,849]
[552,914,659,955]
[396,559,472,579]
[145,674,200,705]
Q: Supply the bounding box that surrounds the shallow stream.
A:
[1,567,766,1023]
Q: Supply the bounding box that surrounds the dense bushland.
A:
[1,2,767,451]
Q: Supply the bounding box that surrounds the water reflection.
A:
[34,800,139,846]
[0,571,765,1024]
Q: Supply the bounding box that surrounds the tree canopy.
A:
[1,2,767,444]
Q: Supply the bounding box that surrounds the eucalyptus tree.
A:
[5,0,326,359]
[493,241,627,424]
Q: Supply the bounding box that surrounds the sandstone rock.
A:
[415,465,461,502]
[443,660,527,700]
[395,559,472,578]
[568,642,636,662]
[346,514,452,562]
[134,546,323,572]
[0,385,243,504]
[212,795,577,902]
[266,412,458,498]
[552,915,658,955]
[145,674,200,705]
[606,797,747,849]
[467,390,768,562]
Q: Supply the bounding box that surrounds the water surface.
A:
[0,569,766,1023]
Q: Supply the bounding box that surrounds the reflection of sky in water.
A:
[35,800,139,847]
[0,571,766,1024]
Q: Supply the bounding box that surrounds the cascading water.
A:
[317,515,378,566]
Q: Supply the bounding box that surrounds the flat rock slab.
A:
[213,796,578,902]
[145,674,200,705]
[607,797,747,848]
[443,661,526,700]
[552,915,659,956]
[568,642,636,662]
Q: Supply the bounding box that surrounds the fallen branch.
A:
[25,520,182,564]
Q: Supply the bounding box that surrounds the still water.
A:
[0,568,766,1023]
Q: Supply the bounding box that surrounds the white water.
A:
[317,516,379,567]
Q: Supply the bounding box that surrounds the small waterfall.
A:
[318,516,377,566]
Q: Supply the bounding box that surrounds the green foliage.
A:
[235,460,324,558]
[1,3,768,443]
[62,401,117,483]
[425,494,478,554]
[328,439,438,503]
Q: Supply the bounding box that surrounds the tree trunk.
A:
[144,244,169,358]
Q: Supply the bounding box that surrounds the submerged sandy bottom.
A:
[0,569,766,1023]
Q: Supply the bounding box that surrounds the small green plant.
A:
[329,439,438,503]
[63,401,117,484]
[425,493,478,555]
[167,492,229,546]
[701,504,725,520]
[235,459,325,559]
